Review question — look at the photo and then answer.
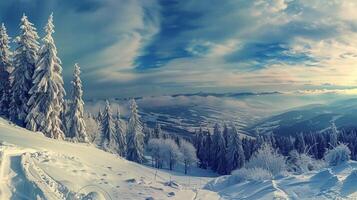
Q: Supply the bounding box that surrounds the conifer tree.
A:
[126,99,145,163]
[26,14,65,139]
[114,106,126,156]
[215,131,227,174]
[212,123,227,173]
[101,100,115,149]
[10,14,40,125]
[294,133,306,153]
[68,64,88,142]
[222,123,230,147]
[226,126,245,174]
[0,23,12,117]
[97,108,103,123]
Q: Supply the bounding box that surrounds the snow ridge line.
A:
[21,152,77,200]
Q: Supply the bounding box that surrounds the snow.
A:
[1,116,357,199]
[205,160,357,199]
[0,118,217,199]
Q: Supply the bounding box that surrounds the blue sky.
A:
[2,0,357,98]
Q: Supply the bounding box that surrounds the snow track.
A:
[22,152,77,200]
[0,144,77,200]
[0,146,43,200]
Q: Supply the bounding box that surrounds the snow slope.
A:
[205,162,357,199]
[0,118,218,200]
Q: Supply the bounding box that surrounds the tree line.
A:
[0,14,148,164]
[192,121,357,175]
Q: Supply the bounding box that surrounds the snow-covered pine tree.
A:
[114,106,126,157]
[226,125,245,174]
[0,23,12,118]
[10,14,40,125]
[101,100,115,150]
[26,14,65,139]
[215,130,228,174]
[97,108,103,123]
[67,64,88,142]
[212,123,228,174]
[205,131,213,167]
[61,99,69,134]
[211,123,221,170]
[126,99,145,163]
[197,131,207,168]
[223,123,229,147]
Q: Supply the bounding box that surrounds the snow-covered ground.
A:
[205,162,357,199]
[1,117,357,200]
[0,118,218,200]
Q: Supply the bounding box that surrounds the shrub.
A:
[232,167,272,181]
[244,143,287,177]
[324,143,351,166]
[287,150,325,174]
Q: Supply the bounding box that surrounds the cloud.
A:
[2,0,357,98]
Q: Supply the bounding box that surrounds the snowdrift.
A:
[205,162,357,199]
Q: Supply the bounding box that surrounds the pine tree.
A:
[223,123,229,147]
[294,133,306,153]
[205,131,213,167]
[10,14,40,125]
[197,131,207,168]
[0,23,12,118]
[97,108,103,123]
[68,64,88,142]
[26,14,65,139]
[212,123,227,174]
[126,99,145,163]
[101,100,115,149]
[316,133,327,159]
[114,106,126,157]
[61,99,69,134]
[226,126,245,174]
[215,131,228,174]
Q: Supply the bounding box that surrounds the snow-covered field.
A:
[1,117,357,200]
[0,118,218,200]
[205,162,357,200]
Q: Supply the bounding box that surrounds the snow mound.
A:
[341,170,357,197]
[205,162,357,199]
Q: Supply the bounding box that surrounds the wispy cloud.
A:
[2,0,357,98]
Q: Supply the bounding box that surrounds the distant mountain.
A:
[87,92,355,138]
[249,98,357,136]
[86,92,283,138]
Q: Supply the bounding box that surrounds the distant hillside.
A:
[249,98,357,136]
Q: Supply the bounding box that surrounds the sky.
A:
[1,0,357,99]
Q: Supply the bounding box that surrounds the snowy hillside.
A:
[250,98,357,136]
[86,92,345,137]
[205,161,357,199]
[0,118,219,199]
